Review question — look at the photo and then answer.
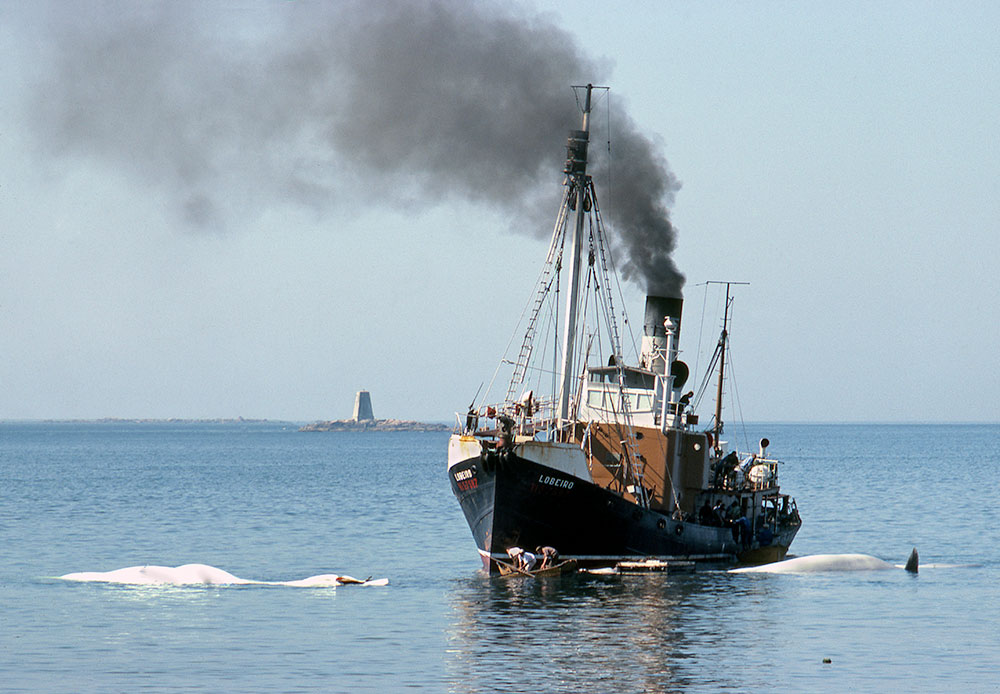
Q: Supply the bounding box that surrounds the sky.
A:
[2,1,998,423]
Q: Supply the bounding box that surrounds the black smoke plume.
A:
[27,0,683,295]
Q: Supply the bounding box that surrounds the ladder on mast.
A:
[504,189,573,406]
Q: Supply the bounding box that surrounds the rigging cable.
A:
[588,181,639,363]
[595,96,641,365]
[530,288,556,420]
[693,339,722,413]
[727,339,752,456]
[692,282,710,402]
[490,189,572,410]
[722,300,752,455]
[566,242,597,424]
[553,251,561,406]
[605,89,613,238]
[590,204,651,505]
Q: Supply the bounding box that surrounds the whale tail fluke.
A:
[904,548,919,573]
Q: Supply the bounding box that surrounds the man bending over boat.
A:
[535,546,560,569]
[506,547,537,571]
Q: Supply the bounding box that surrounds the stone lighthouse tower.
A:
[352,390,374,422]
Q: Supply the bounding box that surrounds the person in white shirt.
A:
[506,546,537,571]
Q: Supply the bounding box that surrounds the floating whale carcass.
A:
[59,563,389,586]
[729,548,919,574]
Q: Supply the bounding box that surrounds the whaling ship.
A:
[448,85,801,572]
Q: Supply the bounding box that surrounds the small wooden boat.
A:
[496,559,578,577]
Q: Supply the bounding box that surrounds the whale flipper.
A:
[904,548,919,573]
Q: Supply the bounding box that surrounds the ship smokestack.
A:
[641,295,683,375]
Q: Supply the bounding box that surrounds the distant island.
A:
[299,418,450,432]
[298,390,450,432]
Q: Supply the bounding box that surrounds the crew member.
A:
[736,516,751,548]
[713,500,727,526]
[506,546,537,571]
[699,500,714,526]
[535,546,559,569]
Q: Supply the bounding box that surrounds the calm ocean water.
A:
[1,421,997,693]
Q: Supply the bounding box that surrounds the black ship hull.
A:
[449,447,798,573]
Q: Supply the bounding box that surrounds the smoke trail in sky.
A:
[27,0,683,295]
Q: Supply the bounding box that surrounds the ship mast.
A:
[709,281,748,447]
[556,84,593,432]
[713,288,731,446]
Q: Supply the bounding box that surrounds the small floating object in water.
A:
[616,559,695,574]
[823,658,832,664]
[580,567,619,575]
[279,574,389,587]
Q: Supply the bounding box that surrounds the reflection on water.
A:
[446,570,779,693]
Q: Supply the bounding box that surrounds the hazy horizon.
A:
[3,1,998,423]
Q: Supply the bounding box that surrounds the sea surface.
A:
[1,421,997,693]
